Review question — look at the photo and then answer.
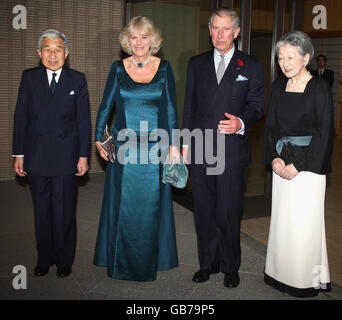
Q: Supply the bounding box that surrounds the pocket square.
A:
[70,90,75,95]
[236,75,248,81]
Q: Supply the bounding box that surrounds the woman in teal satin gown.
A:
[93,16,179,281]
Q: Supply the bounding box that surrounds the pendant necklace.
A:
[132,55,151,68]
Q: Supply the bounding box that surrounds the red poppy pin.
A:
[237,59,244,67]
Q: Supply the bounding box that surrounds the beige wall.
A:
[0,0,124,179]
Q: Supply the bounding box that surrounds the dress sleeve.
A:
[95,62,118,142]
[164,61,179,144]
[262,82,280,164]
[304,79,334,174]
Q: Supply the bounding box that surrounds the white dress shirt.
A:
[318,68,325,77]
[47,67,62,85]
[213,46,235,74]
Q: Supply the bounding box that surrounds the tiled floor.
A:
[242,124,342,288]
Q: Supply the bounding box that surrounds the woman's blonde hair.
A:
[119,16,163,55]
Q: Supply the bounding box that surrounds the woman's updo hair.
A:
[275,31,314,61]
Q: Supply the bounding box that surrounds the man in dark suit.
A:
[12,29,91,278]
[312,55,334,88]
[182,8,264,288]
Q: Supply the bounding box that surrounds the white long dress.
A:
[264,172,330,297]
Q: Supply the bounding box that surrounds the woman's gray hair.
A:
[38,29,69,52]
[119,16,163,56]
[276,31,314,61]
[208,8,240,31]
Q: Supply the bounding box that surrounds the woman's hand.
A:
[169,145,181,164]
[95,141,109,161]
[181,146,189,164]
[271,158,286,176]
[279,163,299,180]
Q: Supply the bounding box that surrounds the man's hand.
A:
[95,141,109,161]
[76,157,88,176]
[218,112,242,135]
[14,157,27,177]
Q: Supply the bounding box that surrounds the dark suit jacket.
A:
[12,66,91,176]
[182,49,265,169]
[312,68,334,88]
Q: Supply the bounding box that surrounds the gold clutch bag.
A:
[101,125,115,163]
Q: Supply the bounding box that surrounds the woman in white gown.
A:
[262,31,334,298]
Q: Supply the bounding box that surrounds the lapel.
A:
[53,67,68,97]
[36,66,59,115]
[219,49,242,87]
[51,67,73,107]
[39,66,51,101]
[38,66,71,102]
[200,50,218,95]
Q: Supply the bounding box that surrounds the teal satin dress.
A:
[93,60,179,281]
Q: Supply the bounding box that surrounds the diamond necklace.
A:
[132,55,151,68]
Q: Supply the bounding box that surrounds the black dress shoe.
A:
[224,272,240,288]
[56,266,72,278]
[34,266,49,277]
[192,267,220,283]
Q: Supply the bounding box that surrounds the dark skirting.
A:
[264,273,331,298]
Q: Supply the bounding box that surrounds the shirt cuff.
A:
[13,155,24,157]
[236,118,245,135]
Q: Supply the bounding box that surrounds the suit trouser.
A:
[191,164,247,273]
[28,173,77,268]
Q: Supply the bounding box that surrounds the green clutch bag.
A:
[162,155,188,189]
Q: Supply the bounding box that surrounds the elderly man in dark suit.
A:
[182,8,264,288]
[12,29,91,278]
[312,55,334,88]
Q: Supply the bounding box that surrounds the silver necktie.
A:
[216,54,225,84]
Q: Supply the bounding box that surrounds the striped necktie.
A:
[216,54,225,84]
